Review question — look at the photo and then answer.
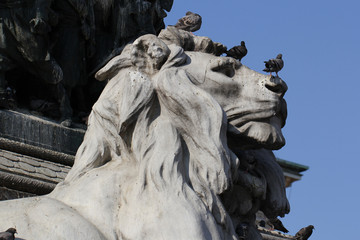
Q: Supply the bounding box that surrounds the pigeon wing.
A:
[0,232,13,240]
[263,60,273,72]
[227,45,247,60]
[275,58,284,71]
[271,218,289,233]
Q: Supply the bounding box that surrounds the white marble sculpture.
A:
[0,27,288,240]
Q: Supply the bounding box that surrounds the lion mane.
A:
[53,32,238,239]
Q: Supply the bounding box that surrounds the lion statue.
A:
[0,27,288,240]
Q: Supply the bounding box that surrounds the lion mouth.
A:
[227,99,287,128]
[226,99,287,150]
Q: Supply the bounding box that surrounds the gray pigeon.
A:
[263,53,284,77]
[174,11,202,32]
[226,41,247,62]
[0,228,17,240]
[295,225,314,240]
[258,220,266,228]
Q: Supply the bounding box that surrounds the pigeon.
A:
[263,53,284,77]
[0,228,17,240]
[269,218,289,233]
[174,11,202,32]
[258,220,266,228]
[226,41,247,62]
[295,225,314,240]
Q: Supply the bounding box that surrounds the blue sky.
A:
[165,1,360,239]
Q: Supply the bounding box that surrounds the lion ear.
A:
[130,34,170,75]
[95,54,132,81]
[95,45,134,81]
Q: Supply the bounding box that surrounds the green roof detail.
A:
[276,158,309,173]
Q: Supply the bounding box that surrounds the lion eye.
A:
[212,64,235,78]
[210,59,236,78]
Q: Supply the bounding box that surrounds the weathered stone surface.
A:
[17,161,36,173]
[0,187,34,201]
[56,171,68,180]
[40,161,63,172]
[0,171,56,195]
[0,158,14,168]
[0,110,85,156]
[0,0,174,125]
[0,150,70,188]
[36,167,57,179]
[9,166,29,176]
[0,29,289,240]
[1,150,20,162]
[260,228,295,240]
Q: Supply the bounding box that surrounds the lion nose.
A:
[265,76,288,97]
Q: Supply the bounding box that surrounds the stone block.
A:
[0,109,85,156]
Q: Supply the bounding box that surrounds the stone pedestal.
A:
[0,109,84,199]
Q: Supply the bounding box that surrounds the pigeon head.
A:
[186,11,194,15]
[241,41,245,46]
[309,225,315,230]
[259,220,266,227]
[6,228,17,234]
[276,53,282,59]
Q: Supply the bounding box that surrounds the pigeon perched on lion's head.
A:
[263,53,284,77]
[226,41,247,62]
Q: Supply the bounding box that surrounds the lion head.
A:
[176,50,287,150]
[158,26,287,150]
[0,27,288,240]
[52,28,287,239]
